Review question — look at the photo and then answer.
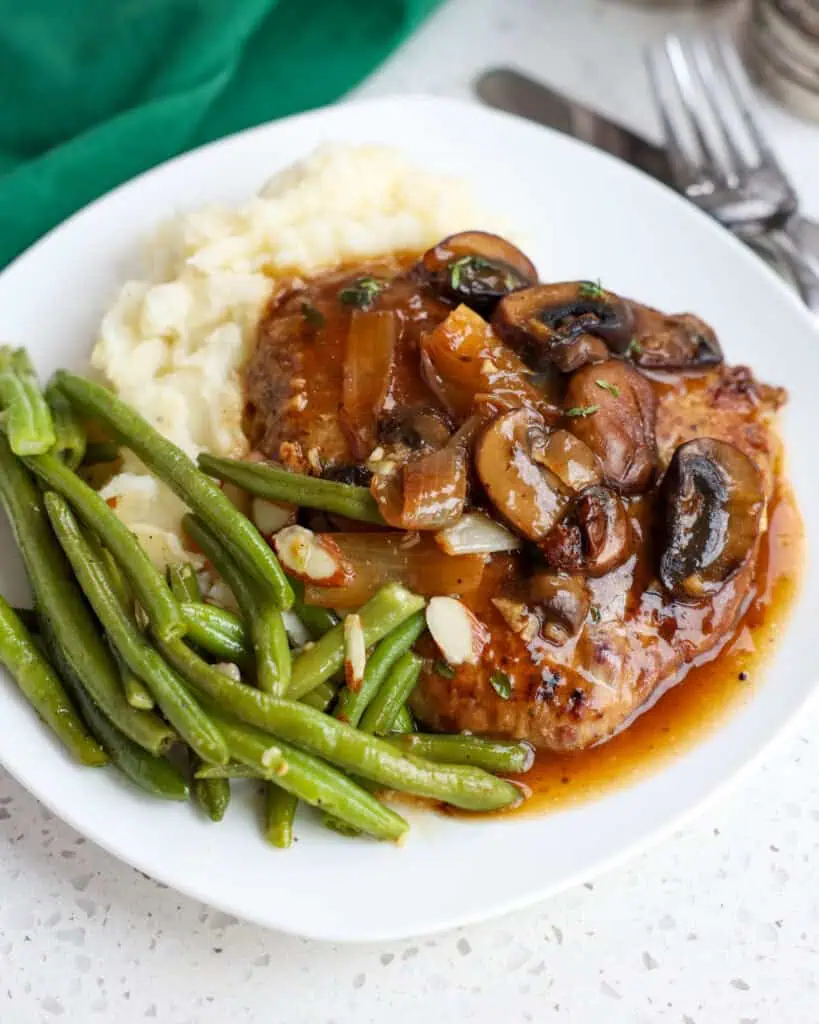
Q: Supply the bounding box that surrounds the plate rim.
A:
[0,93,816,942]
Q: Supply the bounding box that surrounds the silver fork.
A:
[647,33,819,311]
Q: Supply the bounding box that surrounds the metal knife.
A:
[474,67,819,269]
[475,68,672,183]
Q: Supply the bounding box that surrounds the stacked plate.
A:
[747,0,819,120]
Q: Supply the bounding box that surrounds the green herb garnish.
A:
[489,670,512,700]
[589,605,601,624]
[565,404,600,419]
[338,276,385,308]
[578,279,605,300]
[625,337,643,358]
[595,379,620,398]
[449,255,491,290]
[433,659,456,680]
[301,301,326,329]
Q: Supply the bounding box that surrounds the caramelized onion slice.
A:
[303,532,486,608]
[401,444,467,530]
[435,512,521,555]
[340,310,396,459]
[421,304,560,424]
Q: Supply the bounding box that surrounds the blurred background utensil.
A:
[747,0,819,122]
[646,33,819,310]
[475,67,819,295]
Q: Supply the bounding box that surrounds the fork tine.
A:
[713,34,781,171]
[645,47,699,187]
[685,38,745,183]
[662,35,726,181]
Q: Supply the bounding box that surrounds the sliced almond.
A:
[273,525,349,585]
[343,613,367,691]
[282,609,310,649]
[252,497,296,536]
[425,596,489,666]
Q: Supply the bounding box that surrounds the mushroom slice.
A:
[474,408,570,541]
[659,438,765,600]
[627,304,723,370]
[540,486,631,577]
[529,572,591,644]
[534,429,602,491]
[493,281,634,373]
[563,360,658,494]
[420,231,538,315]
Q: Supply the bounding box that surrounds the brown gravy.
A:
[247,254,803,812]
[510,477,803,814]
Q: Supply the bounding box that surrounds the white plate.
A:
[0,96,817,943]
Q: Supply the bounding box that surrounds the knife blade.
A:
[475,68,672,185]
[474,66,819,274]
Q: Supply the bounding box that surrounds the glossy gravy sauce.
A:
[511,478,803,814]
[249,256,804,815]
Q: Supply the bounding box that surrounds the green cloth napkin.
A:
[0,0,441,269]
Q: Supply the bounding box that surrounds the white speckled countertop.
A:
[3,1,819,1021]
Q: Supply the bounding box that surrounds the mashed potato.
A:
[92,145,495,568]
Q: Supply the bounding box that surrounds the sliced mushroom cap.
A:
[529,572,591,643]
[474,408,570,541]
[659,438,765,600]
[377,404,452,451]
[420,231,538,315]
[534,428,603,491]
[627,304,723,370]
[493,282,634,373]
[564,361,658,494]
[540,486,632,577]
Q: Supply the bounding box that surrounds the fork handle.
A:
[770,229,819,314]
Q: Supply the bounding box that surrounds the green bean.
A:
[193,767,231,822]
[209,711,407,841]
[184,516,290,695]
[195,763,261,780]
[287,576,339,640]
[159,640,521,812]
[45,384,86,470]
[384,734,536,774]
[300,680,336,713]
[85,536,155,712]
[54,372,294,610]
[360,652,422,736]
[335,611,426,726]
[81,440,120,466]
[198,453,386,524]
[180,603,249,667]
[168,563,201,604]
[264,785,297,848]
[44,492,227,765]
[11,606,39,633]
[391,705,414,734]
[289,584,425,700]
[23,452,183,642]
[0,595,106,765]
[121,666,155,710]
[68,677,188,800]
[0,436,173,755]
[0,347,55,455]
